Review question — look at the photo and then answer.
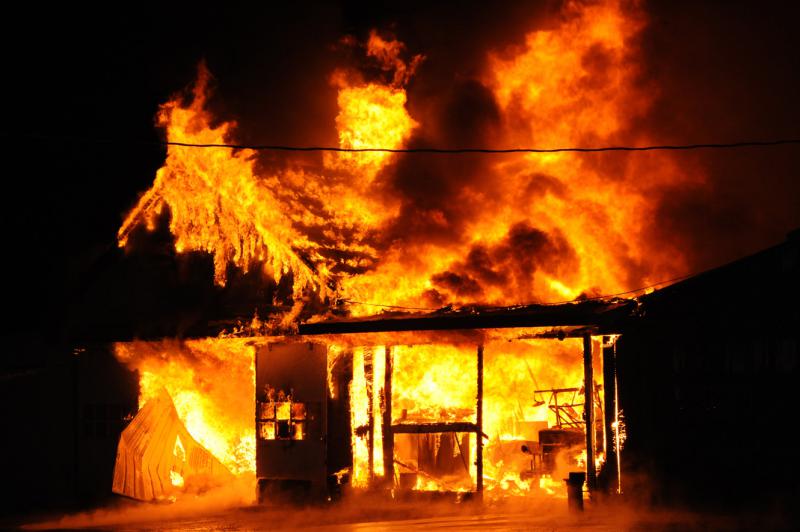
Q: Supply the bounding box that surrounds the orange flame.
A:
[117,65,328,295]
[121,1,692,309]
[114,338,257,475]
[116,0,691,499]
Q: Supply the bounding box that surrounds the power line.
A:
[165,138,800,153]
[7,133,800,154]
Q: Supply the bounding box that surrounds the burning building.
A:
[3,0,800,524]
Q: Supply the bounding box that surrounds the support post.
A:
[583,334,597,495]
[365,349,374,485]
[476,344,484,498]
[602,336,620,495]
[382,346,394,487]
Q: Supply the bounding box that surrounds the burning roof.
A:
[299,299,637,336]
[115,0,695,327]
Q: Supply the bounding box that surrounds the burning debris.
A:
[112,388,233,501]
[114,339,258,475]
[109,328,615,504]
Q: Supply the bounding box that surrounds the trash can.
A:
[564,471,586,512]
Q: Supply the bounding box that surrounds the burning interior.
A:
[108,302,630,504]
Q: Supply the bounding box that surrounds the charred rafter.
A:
[298,299,636,335]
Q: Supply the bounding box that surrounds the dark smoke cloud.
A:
[635,2,800,271]
[426,223,579,305]
[383,79,503,247]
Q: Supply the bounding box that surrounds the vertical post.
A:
[602,336,620,495]
[554,391,560,427]
[583,334,596,495]
[382,346,394,487]
[365,349,374,485]
[476,344,484,498]
[72,350,80,503]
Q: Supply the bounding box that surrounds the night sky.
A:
[2,1,799,339]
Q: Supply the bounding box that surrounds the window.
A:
[257,399,306,441]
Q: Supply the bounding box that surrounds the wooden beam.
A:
[382,346,394,486]
[298,301,635,336]
[583,334,597,495]
[476,344,484,498]
[365,349,374,484]
[602,335,620,495]
[390,422,479,434]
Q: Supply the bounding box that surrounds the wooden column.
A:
[476,344,484,498]
[382,346,394,486]
[583,334,597,494]
[364,349,374,484]
[602,336,620,495]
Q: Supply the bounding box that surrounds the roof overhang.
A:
[298,298,637,336]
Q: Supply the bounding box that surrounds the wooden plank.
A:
[298,301,635,335]
[476,344,484,497]
[583,334,597,495]
[391,422,479,434]
[365,349,374,484]
[601,335,620,495]
[382,346,394,485]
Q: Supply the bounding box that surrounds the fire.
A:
[393,344,477,423]
[114,338,257,475]
[117,64,328,296]
[115,0,691,501]
[120,2,692,309]
[330,83,417,178]
[359,339,587,495]
[170,435,186,488]
[349,348,370,487]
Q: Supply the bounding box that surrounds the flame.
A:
[114,338,257,475]
[328,83,417,178]
[117,65,328,295]
[393,344,477,423]
[372,339,587,495]
[349,348,370,487]
[120,1,693,309]
[116,0,691,500]
[171,434,186,488]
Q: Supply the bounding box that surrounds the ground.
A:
[15,494,795,531]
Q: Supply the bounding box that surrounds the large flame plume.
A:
[120,1,693,311]
[116,0,686,499]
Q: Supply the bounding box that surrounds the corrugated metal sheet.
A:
[112,387,232,501]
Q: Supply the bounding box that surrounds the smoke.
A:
[636,2,800,270]
[21,475,256,530]
[426,223,579,305]
[25,485,793,530]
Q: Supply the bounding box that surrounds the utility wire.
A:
[12,131,787,307]
[7,132,800,154]
[164,138,800,153]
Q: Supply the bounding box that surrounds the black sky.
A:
[1,1,799,338]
